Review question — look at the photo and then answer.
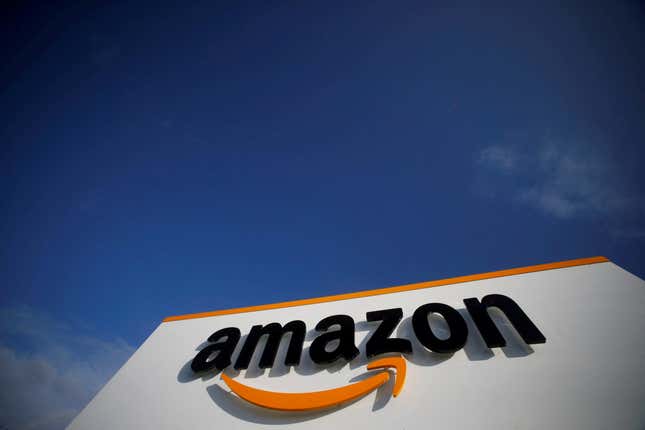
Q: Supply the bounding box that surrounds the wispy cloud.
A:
[477,145,518,172]
[476,137,645,237]
[0,307,134,430]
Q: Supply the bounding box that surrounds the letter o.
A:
[412,303,468,353]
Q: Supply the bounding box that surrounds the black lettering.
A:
[191,327,241,373]
[234,321,306,370]
[309,315,359,364]
[365,308,412,357]
[412,303,467,353]
[463,294,546,348]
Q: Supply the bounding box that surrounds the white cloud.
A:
[610,227,645,240]
[519,188,578,218]
[477,145,518,172]
[476,138,644,236]
[0,307,134,430]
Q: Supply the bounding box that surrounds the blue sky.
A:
[2,2,644,428]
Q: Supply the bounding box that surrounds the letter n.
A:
[464,294,546,348]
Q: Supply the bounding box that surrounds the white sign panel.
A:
[68,257,645,429]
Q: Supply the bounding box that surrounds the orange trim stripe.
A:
[163,256,609,322]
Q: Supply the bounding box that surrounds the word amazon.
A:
[190,294,546,410]
[191,294,545,372]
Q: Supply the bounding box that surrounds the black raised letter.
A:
[309,315,359,364]
[463,294,546,348]
[191,327,241,373]
[234,321,306,370]
[412,303,468,353]
[365,308,412,357]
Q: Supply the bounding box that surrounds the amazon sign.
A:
[189,294,546,411]
[70,257,645,430]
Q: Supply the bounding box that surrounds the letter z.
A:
[365,308,412,358]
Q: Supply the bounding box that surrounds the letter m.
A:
[234,320,306,370]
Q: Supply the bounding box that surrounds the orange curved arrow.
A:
[220,357,406,411]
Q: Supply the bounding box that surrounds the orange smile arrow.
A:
[220,357,406,411]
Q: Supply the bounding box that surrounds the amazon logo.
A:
[190,294,546,411]
[221,356,406,411]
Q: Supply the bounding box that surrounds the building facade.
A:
[68,256,645,429]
